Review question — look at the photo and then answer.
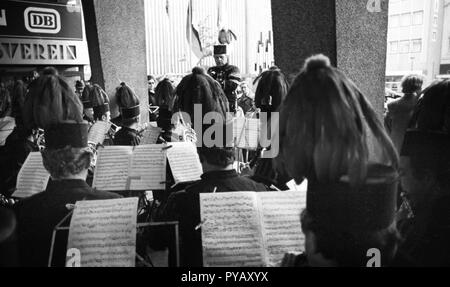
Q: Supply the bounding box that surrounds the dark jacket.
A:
[14,179,121,267]
[158,169,268,267]
[113,126,141,146]
[237,95,256,114]
[207,64,240,90]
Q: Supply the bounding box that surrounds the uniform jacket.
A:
[14,179,121,266]
[113,126,141,146]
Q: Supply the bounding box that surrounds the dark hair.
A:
[0,85,11,117]
[10,80,28,123]
[276,54,398,186]
[42,146,92,179]
[176,67,229,123]
[148,75,156,82]
[301,209,400,267]
[406,79,450,189]
[253,67,289,111]
[23,74,83,130]
[401,74,424,94]
[155,78,175,107]
[41,67,59,76]
[81,85,93,106]
[198,147,235,167]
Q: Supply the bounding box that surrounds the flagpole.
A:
[189,0,193,69]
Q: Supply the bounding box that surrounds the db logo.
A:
[24,7,61,34]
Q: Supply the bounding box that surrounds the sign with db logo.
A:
[24,7,61,34]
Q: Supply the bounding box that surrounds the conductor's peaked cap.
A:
[214,45,227,55]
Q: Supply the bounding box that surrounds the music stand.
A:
[48,211,180,267]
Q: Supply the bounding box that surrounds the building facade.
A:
[386,0,445,88]
[439,0,450,77]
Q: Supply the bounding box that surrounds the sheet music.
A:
[67,198,138,267]
[200,192,265,267]
[128,145,166,190]
[88,121,111,145]
[93,146,132,191]
[258,191,306,266]
[233,118,259,149]
[0,116,15,146]
[140,125,162,145]
[166,142,203,183]
[13,152,50,198]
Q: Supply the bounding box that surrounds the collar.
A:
[46,179,90,191]
[201,169,238,180]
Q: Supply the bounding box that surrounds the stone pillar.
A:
[271,0,389,118]
[82,0,148,122]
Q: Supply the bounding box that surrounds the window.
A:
[412,11,423,25]
[432,31,437,42]
[411,39,422,53]
[434,0,439,13]
[399,40,410,53]
[389,41,399,53]
[389,15,400,27]
[400,13,411,26]
[433,15,438,27]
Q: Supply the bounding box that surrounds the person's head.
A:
[253,66,289,112]
[240,82,251,97]
[400,80,450,208]
[75,80,85,96]
[213,45,228,67]
[90,84,111,122]
[116,82,140,127]
[81,85,94,121]
[0,85,10,116]
[276,54,398,186]
[24,73,92,180]
[401,74,424,95]
[148,75,157,92]
[176,67,229,124]
[155,78,175,107]
[197,122,235,171]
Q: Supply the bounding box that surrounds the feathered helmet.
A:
[89,84,110,121]
[116,82,140,120]
[275,55,399,230]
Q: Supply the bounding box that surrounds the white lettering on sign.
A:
[24,7,61,34]
[0,9,6,26]
[0,42,76,61]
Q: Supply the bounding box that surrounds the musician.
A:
[0,81,39,197]
[90,84,111,122]
[155,123,268,266]
[155,78,175,132]
[397,79,450,266]
[250,67,290,190]
[237,81,256,115]
[177,67,229,123]
[14,70,120,267]
[207,45,241,113]
[276,55,400,266]
[74,80,85,100]
[81,85,94,124]
[148,75,158,122]
[113,83,142,146]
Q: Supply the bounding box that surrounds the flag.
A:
[186,0,203,60]
[166,0,170,17]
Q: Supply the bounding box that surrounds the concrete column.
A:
[271,0,389,117]
[82,0,148,122]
